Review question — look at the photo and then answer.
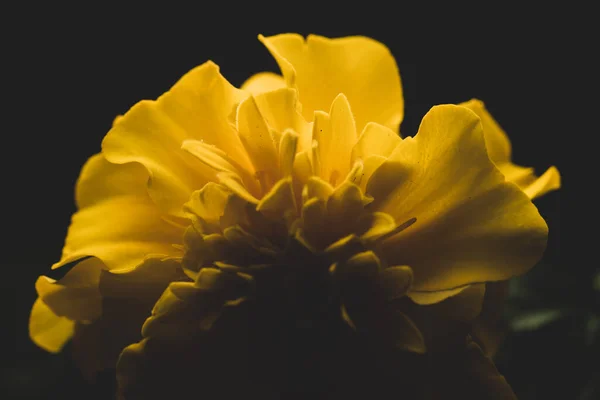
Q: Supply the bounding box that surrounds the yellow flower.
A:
[29,33,560,383]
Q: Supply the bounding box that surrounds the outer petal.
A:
[30,258,102,354]
[35,258,103,322]
[461,99,561,199]
[29,298,75,353]
[259,33,403,133]
[241,72,286,95]
[102,61,251,216]
[54,154,184,271]
[71,258,187,378]
[460,99,512,163]
[31,255,185,373]
[471,281,510,356]
[370,105,548,295]
[498,164,561,199]
[405,284,486,352]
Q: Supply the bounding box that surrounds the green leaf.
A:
[510,309,567,332]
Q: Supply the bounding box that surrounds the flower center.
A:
[181,174,416,277]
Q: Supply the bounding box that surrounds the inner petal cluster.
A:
[179,89,413,283]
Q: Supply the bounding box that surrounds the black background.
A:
[2,8,568,399]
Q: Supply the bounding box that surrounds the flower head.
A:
[29,33,560,395]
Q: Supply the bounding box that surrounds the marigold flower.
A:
[29,33,560,396]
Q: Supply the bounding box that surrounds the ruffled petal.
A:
[54,154,184,271]
[29,298,75,353]
[35,258,103,321]
[69,258,186,377]
[461,99,561,200]
[370,105,547,295]
[498,164,561,199]
[259,33,403,133]
[102,61,251,216]
[31,250,185,370]
[241,72,285,95]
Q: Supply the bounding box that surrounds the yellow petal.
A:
[181,139,259,196]
[352,122,402,162]
[371,105,548,295]
[340,250,382,279]
[383,311,426,354]
[325,234,363,259]
[336,251,382,328]
[102,61,251,216]
[460,99,511,163]
[184,183,231,229]
[99,257,185,300]
[499,163,561,199]
[235,96,280,186]
[299,197,327,249]
[220,192,252,229]
[259,33,403,133]
[29,298,75,353]
[303,176,334,202]
[357,212,396,242]
[75,154,146,209]
[241,72,286,95]
[278,129,299,178]
[378,265,413,300]
[36,258,103,321]
[54,155,184,271]
[401,285,487,354]
[408,286,469,305]
[69,257,185,377]
[312,94,357,186]
[217,171,259,204]
[292,150,313,185]
[301,197,326,230]
[344,159,364,186]
[359,154,387,192]
[142,268,252,339]
[256,178,297,221]
[253,88,312,153]
[326,181,364,225]
[416,284,486,321]
[461,99,561,200]
[310,139,322,177]
[181,140,244,174]
[336,253,425,353]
